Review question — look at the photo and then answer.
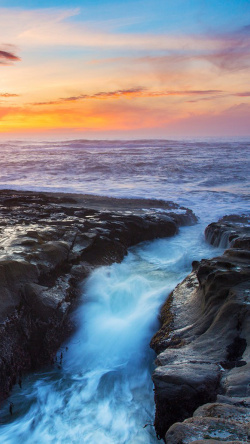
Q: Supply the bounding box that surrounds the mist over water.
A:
[0,139,249,442]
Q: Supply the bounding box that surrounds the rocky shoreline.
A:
[0,189,196,402]
[151,215,250,443]
[1,190,249,443]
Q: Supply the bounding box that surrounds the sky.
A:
[0,0,250,138]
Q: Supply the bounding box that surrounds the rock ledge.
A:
[151,215,250,443]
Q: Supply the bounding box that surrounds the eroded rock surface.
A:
[151,215,250,443]
[0,189,196,401]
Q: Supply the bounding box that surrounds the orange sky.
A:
[1,4,250,138]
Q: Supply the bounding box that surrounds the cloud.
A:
[234,91,250,97]
[0,8,240,52]
[1,7,249,136]
[33,88,223,106]
[204,48,250,71]
[1,8,249,79]
[223,102,250,115]
[167,102,250,137]
[145,89,223,97]
[62,87,147,101]
[131,26,250,73]
[187,89,250,103]
[0,93,19,97]
[186,95,225,103]
[32,88,146,105]
[33,100,61,106]
[202,24,250,71]
[0,49,21,65]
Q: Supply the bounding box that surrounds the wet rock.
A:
[23,283,70,322]
[0,189,196,401]
[205,214,250,249]
[165,416,249,443]
[153,362,220,438]
[186,441,244,444]
[151,216,250,442]
[0,260,38,320]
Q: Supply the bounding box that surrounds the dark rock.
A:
[0,260,38,320]
[153,362,220,439]
[23,283,70,322]
[165,416,249,443]
[151,216,250,442]
[205,215,250,249]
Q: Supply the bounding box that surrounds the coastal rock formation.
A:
[151,215,250,442]
[0,189,196,401]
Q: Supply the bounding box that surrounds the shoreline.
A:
[0,188,189,214]
[1,189,249,443]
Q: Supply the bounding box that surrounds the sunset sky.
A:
[1,0,250,138]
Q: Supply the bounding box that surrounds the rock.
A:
[165,416,249,443]
[193,401,250,422]
[205,214,250,249]
[151,215,250,442]
[38,241,70,266]
[186,441,244,444]
[0,260,38,320]
[0,189,197,401]
[23,283,70,322]
[153,362,220,438]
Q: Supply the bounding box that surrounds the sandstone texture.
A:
[151,214,250,443]
[0,189,196,401]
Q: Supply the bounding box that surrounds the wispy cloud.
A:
[187,95,224,103]
[0,92,19,97]
[62,87,147,102]
[202,24,250,71]
[187,90,250,103]
[0,7,245,54]
[204,48,250,71]
[0,49,21,65]
[142,89,223,97]
[234,91,250,97]
[33,88,223,105]
[1,8,249,79]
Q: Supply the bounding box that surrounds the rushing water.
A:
[0,139,249,443]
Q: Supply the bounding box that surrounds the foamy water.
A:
[0,139,249,443]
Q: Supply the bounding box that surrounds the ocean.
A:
[1,139,249,223]
[0,139,249,443]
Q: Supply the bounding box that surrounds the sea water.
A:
[0,139,249,221]
[0,139,249,443]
